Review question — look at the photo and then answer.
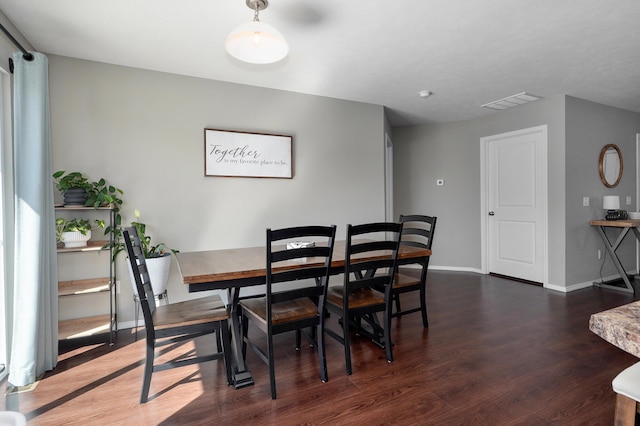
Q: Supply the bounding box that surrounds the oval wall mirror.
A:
[599,144,623,188]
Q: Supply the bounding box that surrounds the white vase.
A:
[128,253,172,302]
[61,230,91,248]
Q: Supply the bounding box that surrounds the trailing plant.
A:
[55,217,105,243]
[114,209,178,259]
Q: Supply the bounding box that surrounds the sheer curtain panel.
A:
[8,51,57,386]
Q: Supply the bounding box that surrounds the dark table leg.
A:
[227,288,254,389]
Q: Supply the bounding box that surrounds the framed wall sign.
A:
[204,129,293,178]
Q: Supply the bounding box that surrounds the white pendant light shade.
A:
[225,20,289,64]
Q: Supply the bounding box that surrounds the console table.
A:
[590,219,640,294]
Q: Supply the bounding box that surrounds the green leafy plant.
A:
[114,209,178,259]
[52,171,91,193]
[53,171,125,256]
[55,217,105,243]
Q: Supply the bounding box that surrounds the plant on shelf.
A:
[55,217,105,248]
[53,170,125,256]
[53,171,92,205]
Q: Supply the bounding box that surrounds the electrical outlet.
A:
[627,196,632,205]
[583,197,589,207]
[598,250,601,260]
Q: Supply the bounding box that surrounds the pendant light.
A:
[225,0,289,64]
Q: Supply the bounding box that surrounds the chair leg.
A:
[420,285,429,328]
[318,322,328,383]
[614,393,638,426]
[343,312,352,375]
[394,293,401,316]
[215,328,222,353]
[268,333,277,399]
[384,304,393,363]
[140,338,155,403]
[295,329,302,351]
[241,314,248,360]
[220,320,233,386]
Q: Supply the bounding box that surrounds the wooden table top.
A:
[176,240,431,286]
[589,301,640,357]
[590,219,640,228]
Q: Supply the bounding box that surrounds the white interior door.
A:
[484,126,547,283]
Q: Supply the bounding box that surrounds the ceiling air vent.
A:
[481,92,542,110]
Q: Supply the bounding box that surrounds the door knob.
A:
[488,211,495,216]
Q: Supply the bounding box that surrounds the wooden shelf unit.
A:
[58,315,112,340]
[55,205,117,344]
[58,277,111,296]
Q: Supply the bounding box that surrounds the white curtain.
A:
[8,51,57,386]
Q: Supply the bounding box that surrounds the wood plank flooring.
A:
[2,271,639,425]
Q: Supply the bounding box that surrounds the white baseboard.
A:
[428,265,483,274]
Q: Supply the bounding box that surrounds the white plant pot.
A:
[61,230,91,248]
[128,253,172,301]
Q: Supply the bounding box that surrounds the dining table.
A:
[175,240,432,389]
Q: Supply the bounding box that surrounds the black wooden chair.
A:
[123,227,232,403]
[239,225,337,399]
[325,222,403,375]
[390,214,436,327]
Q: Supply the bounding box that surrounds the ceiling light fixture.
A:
[418,90,432,99]
[225,0,289,65]
[481,92,542,110]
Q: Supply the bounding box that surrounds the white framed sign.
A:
[204,128,293,178]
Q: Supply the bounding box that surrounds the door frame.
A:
[384,133,394,222]
[480,125,549,286]
[635,133,640,273]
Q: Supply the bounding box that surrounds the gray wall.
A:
[393,95,640,290]
[393,96,565,284]
[48,55,387,325]
[566,96,640,287]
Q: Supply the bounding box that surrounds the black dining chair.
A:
[123,227,232,403]
[239,225,337,399]
[325,221,403,375]
[390,214,436,327]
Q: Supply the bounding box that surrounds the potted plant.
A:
[123,210,178,305]
[53,171,92,205]
[55,217,105,248]
[53,171,125,256]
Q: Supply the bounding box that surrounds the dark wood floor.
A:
[2,271,639,425]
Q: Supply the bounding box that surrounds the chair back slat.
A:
[123,227,157,326]
[343,221,403,303]
[399,214,437,250]
[266,225,337,324]
[271,246,332,263]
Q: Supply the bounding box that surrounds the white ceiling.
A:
[0,0,639,126]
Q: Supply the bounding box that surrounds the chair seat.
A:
[373,270,420,289]
[327,286,385,309]
[393,270,421,289]
[240,297,319,325]
[613,361,640,401]
[153,294,229,330]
